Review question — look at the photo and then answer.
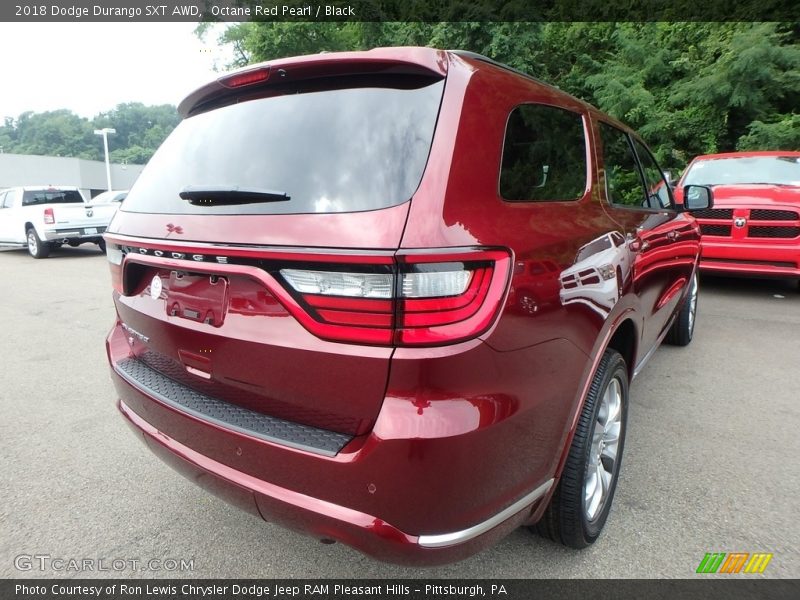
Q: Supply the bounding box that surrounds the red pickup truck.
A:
[676,151,800,282]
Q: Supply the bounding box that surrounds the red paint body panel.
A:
[105,48,700,564]
[677,151,800,278]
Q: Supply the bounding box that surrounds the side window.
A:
[632,139,673,209]
[599,122,646,208]
[499,104,587,202]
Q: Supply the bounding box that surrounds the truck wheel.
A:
[535,348,628,548]
[26,228,50,259]
[665,272,698,346]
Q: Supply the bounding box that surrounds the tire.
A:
[535,349,628,548]
[97,238,106,253]
[665,272,698,346]
[26,228,50,259]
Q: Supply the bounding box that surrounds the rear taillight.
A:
[280,269,393,299]
[106,241,124,293]
[43,208,54,224]
[278,249,511,346]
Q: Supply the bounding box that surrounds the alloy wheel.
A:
[584,376,623,521]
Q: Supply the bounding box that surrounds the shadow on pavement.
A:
[700,272,799,296]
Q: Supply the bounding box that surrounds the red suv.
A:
[104,48,712,565]
[676,151,800,282]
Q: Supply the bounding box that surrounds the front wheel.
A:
[26,228,50,259]
[665,272,698,346]
[535,348,628,548]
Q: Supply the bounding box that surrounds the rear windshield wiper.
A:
[179,186,290,205]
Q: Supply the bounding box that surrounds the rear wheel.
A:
[26,228,50,259]
[665,272,698,346]
[535,348,628,548]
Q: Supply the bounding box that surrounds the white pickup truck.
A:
[0,186,118,258]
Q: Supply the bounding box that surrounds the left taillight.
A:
[106,241,124,293]
[43,207,54,224]
[277,249,512,347]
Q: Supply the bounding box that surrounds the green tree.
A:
[0,103,179,164]
[12,110,98,159]
[208,21,800,167]
[93,102,179,161]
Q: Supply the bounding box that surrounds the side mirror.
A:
[682,184,713,211]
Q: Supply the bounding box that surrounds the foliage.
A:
[0,103,179,164]
[4,23,795,172]
[206,21,799,172]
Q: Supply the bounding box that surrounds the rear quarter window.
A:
[499,104,588,202]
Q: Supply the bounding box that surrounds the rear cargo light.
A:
[277,249,512,347]
[43,207,54,224]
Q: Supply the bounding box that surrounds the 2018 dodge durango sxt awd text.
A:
[104,48,712,565]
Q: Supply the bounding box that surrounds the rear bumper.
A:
[43,226,106,241]
[107,321,566,565]
[118,398,551,565]
[700,239,800,278]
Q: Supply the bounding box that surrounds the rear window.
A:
[22,190,84,206]
[123,75,445,215]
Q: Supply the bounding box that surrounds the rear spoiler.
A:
[178,47,449,118]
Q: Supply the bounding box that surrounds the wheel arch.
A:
[605,318,637,380]
[526,315,638,526]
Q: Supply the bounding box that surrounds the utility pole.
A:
[94,127,116,190]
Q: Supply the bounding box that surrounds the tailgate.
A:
[109,209,406,437]
[53,203,116,229]
[106,64,446,438]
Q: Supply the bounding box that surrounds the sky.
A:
[0,22,234,120]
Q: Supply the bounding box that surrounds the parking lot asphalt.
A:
[1,245,798,579]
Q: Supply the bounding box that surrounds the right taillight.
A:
[43,207,54,224]
[277,249,511,347]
